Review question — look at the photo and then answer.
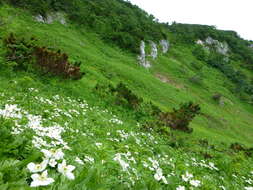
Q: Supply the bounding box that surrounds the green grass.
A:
[0,5,253,189]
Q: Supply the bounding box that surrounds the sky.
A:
[128,0,253,41]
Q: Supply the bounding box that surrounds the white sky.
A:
[128,0,253,41]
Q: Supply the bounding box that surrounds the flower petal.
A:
[66,172,75,180]
[27,163,36,172]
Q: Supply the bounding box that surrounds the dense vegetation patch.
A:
[192,44,253,99]
[4,0,167,53]
[169,23,253,69]
[3,33,83,79]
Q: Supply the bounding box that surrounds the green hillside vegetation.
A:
[0,1,253,189]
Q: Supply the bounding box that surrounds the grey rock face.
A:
[150,41,158,59]
[137,41,151,68]
[34,12,66,25]
[34,15,45,23]
[196,39,204,45]
[160,39,169,53]
[205,37,229,55]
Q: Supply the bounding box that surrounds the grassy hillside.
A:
[0,3,253,190]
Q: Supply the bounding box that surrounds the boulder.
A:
[34,12,66,25]
[160,39,169,53]
[205,37,229,55]
[150,41,158,59]
[137,41,151,68]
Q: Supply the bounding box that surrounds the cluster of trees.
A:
[4,0,167,53]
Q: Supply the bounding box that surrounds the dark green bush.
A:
[160,102,201,133]
[111,82,143,109]
[4,0,167,53]
[189,74,203,85]
[3,33,83,79]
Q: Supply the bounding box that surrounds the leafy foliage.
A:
[169,23,253,68]
[34,47,82,79]
[206,53,253,95]
[4,33,83,79]
[4,33,36,70]
[160,102,201,133]
[4,0,167,53]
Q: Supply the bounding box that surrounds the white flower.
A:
[95,143,103,148]
[176,186,185,190]
[75,157,84,165]
[113,153,129,171]
[83,156,94,163]
[154,168,163,181]
[190,179,201,187]
[245,187,253,190]
[58,160,75,180]
[27,160,48,173]
[42,149,64,160]
[30,170,54,187]
[154,168,168,184]
[49,159,57,167]
[182,171,193,182]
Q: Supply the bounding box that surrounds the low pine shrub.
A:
[111,82,143,109]
[160,102,201,133]
[3,33,83,79]
[34,47,82,79]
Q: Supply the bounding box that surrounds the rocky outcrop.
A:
[150,41,158,59]
[160,40,169,53]
[137,41,151,68]
[137,39,169,68]
[34,12,66,25]
[197,37,229,55]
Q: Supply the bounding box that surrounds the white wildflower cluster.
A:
[176,185,185,190]
[117,130,130,140]
[245,187,253,190]
[27,148,75,187]
[191,158,219,171]
[148,157,168,184]
[109,118,123,125]
[26,113,70,150]
[113,151,138,184]
[182,171,201,187]
[35,96,55,106]
[0,104,22,119]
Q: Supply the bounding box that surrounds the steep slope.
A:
[0,2,253,190]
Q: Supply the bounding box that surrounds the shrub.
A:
[212,93,222,102]
[189,74,203,85]
[3,33,83,79]
[94,82,143,110]
[160,102,201,133]
[192,45,208,62]
[4,33,36,71]
[111,82,143,109]
[230,143,253,157]
[190,61,203,71]
[34,47,82,79]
